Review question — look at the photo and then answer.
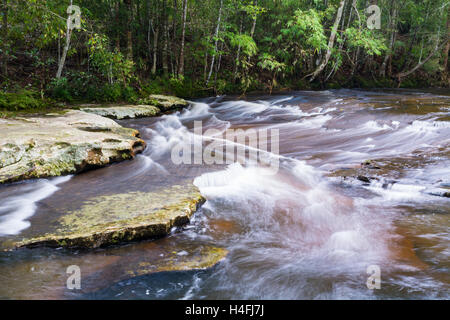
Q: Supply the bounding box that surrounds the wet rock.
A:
[439,182,450,189]
[138,94,189,111]
[79,96,189,120]
[80,105,161,120]
[0,110,145,184]
[127,246,228,277]
[423,188,450,198]
[357,175,371,183]
[12,183,205,249]
[361,160,381,169]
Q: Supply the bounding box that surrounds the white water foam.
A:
[179,102,211,120]
[361,120,398,131]
[365,181,430,202]
[192,161,394,298]
[0,175,72,236]
[194,162,390,261]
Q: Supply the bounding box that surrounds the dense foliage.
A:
[0,0,449,106]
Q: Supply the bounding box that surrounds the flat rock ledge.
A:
[12,183,205,250]
[0,110,146,184]
[80,95,189,120]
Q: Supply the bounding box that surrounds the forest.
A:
[0,0,449,108]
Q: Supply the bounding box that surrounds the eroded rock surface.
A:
[12,183,205,249]
[0,110,145,184]
[142,94,189,111]
[80,105,160,120]
[80,95,189,120]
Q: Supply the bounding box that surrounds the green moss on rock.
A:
[128,246,228,277]
[137,95,189,111]
[80,105,161,120]
[13,183,205,249]
[0,110,146,184]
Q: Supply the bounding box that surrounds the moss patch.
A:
[0,110,146,184]
[80,105,161,120]
[12,183,205,249]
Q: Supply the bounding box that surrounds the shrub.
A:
[100,83,122,102]
[0,89,48,111]
[47,77,73,101]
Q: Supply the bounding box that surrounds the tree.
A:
[178,0,188,77]
[1,0,8,76]
[56,1,76,79]
[206,0,223,86]
[442,6,450,84]
[124,0,134,62]
[309,0,346,82]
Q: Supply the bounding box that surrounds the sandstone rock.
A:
[80,105,161,120]
[79,95,189,120]
[127,246,228,277]
[139,94,189,111]
[12,183,205,249]
[0,110,145,184]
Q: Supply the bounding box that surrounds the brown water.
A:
[0,89,449,299]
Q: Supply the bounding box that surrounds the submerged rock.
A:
[0,111,145,184]
[423,188,450,198]
[0,243,227,299]
[12,183,205,249]
[127,246,228,277]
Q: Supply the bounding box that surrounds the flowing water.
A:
[0,89,449,299]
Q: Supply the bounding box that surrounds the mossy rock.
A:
[79,95,189,119]
[138,95,189,111]
[80,105,161,120]
[12,183,205,249]
[0,110,145,184]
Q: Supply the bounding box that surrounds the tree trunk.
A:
[397,40,445,81]
[1,0,8,76]
[206,0,223,85]
[214,40,224,89]
[250,0,258,38]
[56,16,72,79]
[203,52,208,82]
[152,26,159,75]
[325,0,351,82]
[178,0,188,77]
[162,0,169,76]
[115,0,121,52]
[442,9,450,84]
[172,0,178,75]
[233,16,243,81]
[380,4,397,77]
[125,0,133,61]
[309,0,346,82]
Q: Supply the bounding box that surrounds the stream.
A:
[0,89,449,299]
